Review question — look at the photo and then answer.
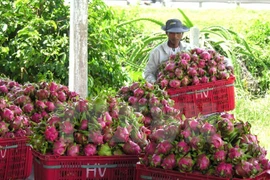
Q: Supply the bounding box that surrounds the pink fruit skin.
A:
[84,144,97,156]
[44,126,59,142]
[161,154,176,170]
[67,144,80,156]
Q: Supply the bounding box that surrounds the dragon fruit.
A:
[53,140,66,156]
[219,71,230,79]
[208,66,217,76]
[22,103,34,114]
[112,126,130,143]
[155,140,173,155]
[174,68,183,79]
[44,126,59,142]
[47,115,61,126]
[74,99,88,113]
[150,154,163,167]
[213,150,227,163]
[200,51,211,61]
[217,63,226,71]
[200,122,216,135]
[0,84,8,94]
[122,140,141,155]
[235,161,254,178]
[187,67,198,77]
[195,154,210,171]
[10,116,23,130]
[164,124,180,141]
[79,119,88,130]
[179,59,188,69]
[133,88,144,97]
[150,106,163,118]
[103,126,113,142]
[57,91,67,102]
[74,132,88,145]
[161,154,176,170]
[177,154,194,172]
[181,52,191,61]
[138,97,148,106]
[197,59,206,68]
[149,96,160,107]
[88,131,104,145]
[44,101,55,112]
[13,95,31,106]
[67,143,80,156]
[215,162,233,178]
[128,96,138,105]
[200,75,209,83]
[175,140,190,154]
[192,76,200,85]
[208,133,224,150]
[217,117,234,137]
[60,120,74,135]
[145,142,157,155]
[1,108,14,122]
[189,135,205,151]
[36,89,50,100]
[0,121,9,137]
[169,79,181,88]
[9,104,22,116]
[259,157,270,170]
[181,76,190,87]
[165,61,176,72]
[98,143,112,156]
[210,76,217,82]
[227,146,244,164]
[35,100,47,111]
[149,128,166,143]
[130,82,140,91]
[160,79,169,89]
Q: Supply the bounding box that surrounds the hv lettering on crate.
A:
[84,163,117,178]
[194,88,213,100]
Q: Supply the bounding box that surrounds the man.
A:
[143,18,233,84]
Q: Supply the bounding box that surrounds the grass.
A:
[114,5,270,159]
[117,5,270,35]
[233,90,270,159]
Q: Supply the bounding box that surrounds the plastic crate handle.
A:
[34,157,131,169]
[0,144,18,158]
[170,83,234,98]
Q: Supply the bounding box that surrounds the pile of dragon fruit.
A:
[0,79,33,138]
[140,113,270,179]
[117,81,181,131]
[0,77,150,156]
[156,48,233,89]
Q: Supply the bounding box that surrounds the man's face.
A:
[167,32,183,46]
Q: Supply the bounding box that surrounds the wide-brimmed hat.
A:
[161,19,190,33]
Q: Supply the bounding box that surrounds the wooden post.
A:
[69,0,88,98]
[190,27,200,47]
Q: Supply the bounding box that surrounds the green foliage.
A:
[241,20,270,93]
[0,0,70,84]
[87,0,142,95]
[0,0,145,96]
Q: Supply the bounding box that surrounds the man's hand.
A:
[226,66,234,74]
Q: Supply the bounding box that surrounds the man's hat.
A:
[161,19,190,33]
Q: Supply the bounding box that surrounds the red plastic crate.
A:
[166,76,235,118]
[135,164,270,180]
[32,150,139,180]
[0,137,33,180]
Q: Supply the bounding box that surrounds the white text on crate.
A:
[86,163,107,178]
